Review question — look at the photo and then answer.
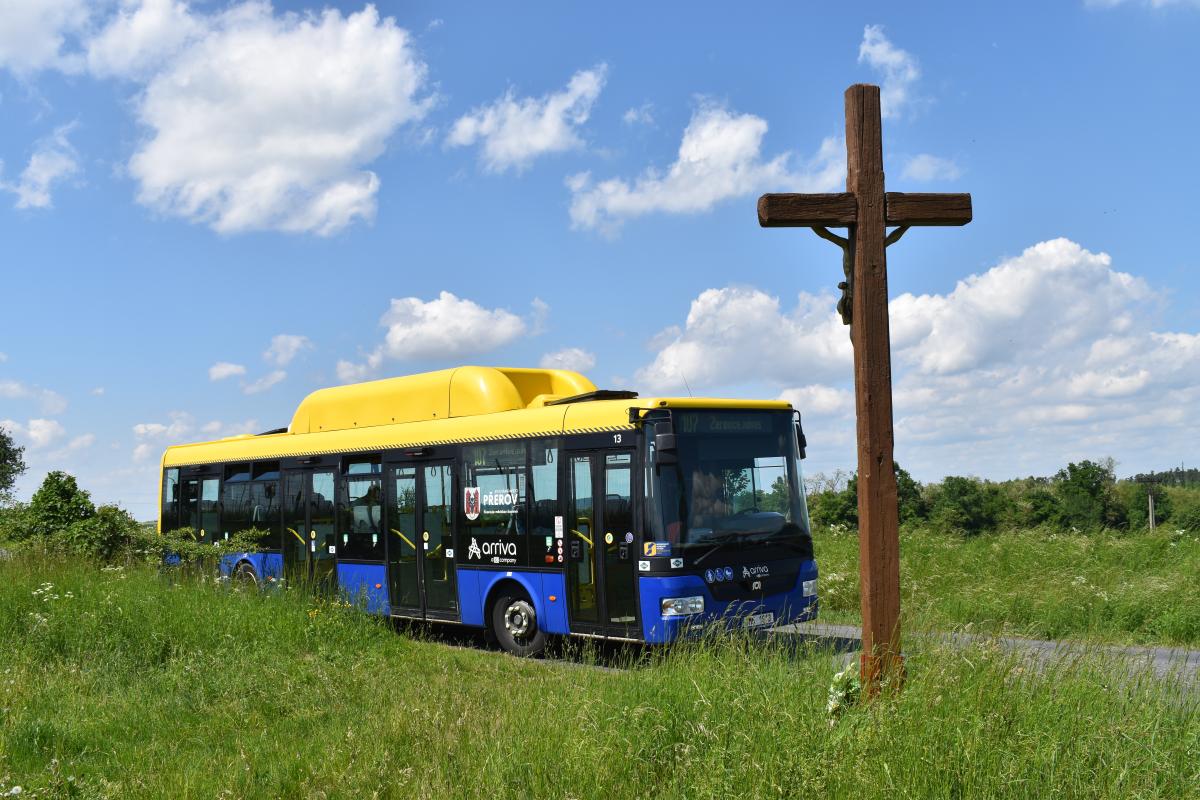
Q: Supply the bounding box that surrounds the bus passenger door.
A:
[385,460,457,619]
[418,462,457,619]
[283,468,338,591]
[180,474,220,543]
[566,451,639,637]
[386,465,421,615]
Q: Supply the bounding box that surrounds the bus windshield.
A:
[646,410,811,558]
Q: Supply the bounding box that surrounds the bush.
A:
[28,471,94,536]
[1054,460,1121,530]
[58,505,142,562]
[1115,481,1171,530]
[807,463,925,530]
[0,502,35,542]
[1168,489,1200,532]
[1018,486,1062,528]
[929,476,992,535]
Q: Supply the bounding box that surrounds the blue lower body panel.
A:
[638,559,819,644]
[336,563,389,615]
[219,552,283,582]
[457,569,569,634]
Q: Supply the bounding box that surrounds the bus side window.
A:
[530,442,560,565]
[461,442,529,566]
[161,468,179,532]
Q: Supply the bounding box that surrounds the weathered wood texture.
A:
[886,192,972,226]
[758,193,857,227]
[845,84,903,689]
[754,83,972,694]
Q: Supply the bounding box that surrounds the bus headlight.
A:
[802,579,817,596]
[661,596,705,617]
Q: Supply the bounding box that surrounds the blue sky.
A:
[2,0,1198,518]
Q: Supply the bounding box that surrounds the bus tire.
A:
[232,562,258,589]
[489,589,546,657]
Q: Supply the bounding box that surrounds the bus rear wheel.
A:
[490,590,546,657]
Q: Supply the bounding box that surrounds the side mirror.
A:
[795,421,807,460]
[652,419,678,468]
[653,420,677,453]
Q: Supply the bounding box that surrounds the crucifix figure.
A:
[758,84,972,693]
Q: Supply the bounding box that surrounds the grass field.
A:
[1,555,1197,799]
[815,526,1200,647]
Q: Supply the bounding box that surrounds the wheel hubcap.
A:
[504,600,535,639]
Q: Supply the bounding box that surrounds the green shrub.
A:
[0,501,35,542]
[929,476,992,535]
[142,526,265,572]
[1168,488,1200,532]
[27,471,95,537]
[1115,481,1171,530]
[1054,460,1121,530]
[56,504,141,562]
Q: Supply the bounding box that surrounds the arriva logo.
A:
[742,564,770,579]
[467,537,517,560]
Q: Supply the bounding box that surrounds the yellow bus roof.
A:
[161,366,792,468]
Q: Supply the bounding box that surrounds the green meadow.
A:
[1,553,1196,799]
[815,525,1200,646]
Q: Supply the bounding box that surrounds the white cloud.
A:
[263,334,311,366]
[90,387,104,396]
[132,412,192,440]
[86,0,201,79]
[127,2,432,235]
[858,24,920,119]
[132,443,157,462]
[622,103,654,126]
[68,433,95,450]
[0,380,68,415]
[2,125,81,209]
[0,352,7,362]
[888,239,1151,375]
[539,347,596,373]
[447,64,607,173]
[636,286,852,394]
[777,385,853,417]
[338,292,539,380]
[208,361,246,381]
[0,0,88,75]
[199,418,259,437]
[635,238,1200,480]
[336,353,382,384]
[901,153,961,182]
[1,418,67,449]
[132,411,194,460]
[242,370,286,395]
[568,102,843,233]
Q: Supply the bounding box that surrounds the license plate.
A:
[743,612,775,629]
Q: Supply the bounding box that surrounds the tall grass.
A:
[816,526,1200,646]
[1,555,1196,798]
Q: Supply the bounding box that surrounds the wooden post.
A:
[757,83,972,695]
[845,85,902,689]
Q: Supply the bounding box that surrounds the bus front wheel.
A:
[232,562,258,589]
[490,590,546,657]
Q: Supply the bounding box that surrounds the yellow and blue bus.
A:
[159,366,818,654]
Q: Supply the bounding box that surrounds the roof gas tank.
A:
[287,366,596,434]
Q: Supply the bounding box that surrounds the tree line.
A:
[806,459,1200,536]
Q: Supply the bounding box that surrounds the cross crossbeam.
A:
[757,84,972,695]
[758,192,972,228]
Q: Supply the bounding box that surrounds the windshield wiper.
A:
[692,532,750,565]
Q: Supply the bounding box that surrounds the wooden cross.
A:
[758,84,971,692]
